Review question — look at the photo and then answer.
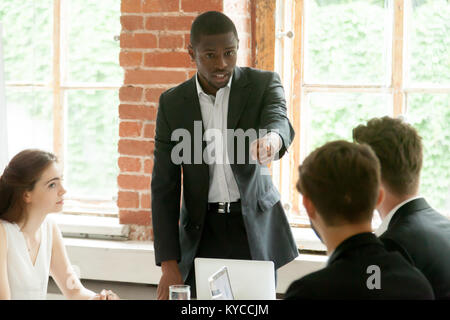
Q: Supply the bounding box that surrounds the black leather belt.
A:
[208,200,241,214]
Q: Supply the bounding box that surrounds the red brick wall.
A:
[119,0,254,240]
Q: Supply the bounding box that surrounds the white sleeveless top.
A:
[0,217,53,300]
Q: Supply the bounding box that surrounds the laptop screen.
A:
[208,266,234,300]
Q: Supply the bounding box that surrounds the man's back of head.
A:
[297,140,381,228]
[353,116,450,299]
[352,116,423,198]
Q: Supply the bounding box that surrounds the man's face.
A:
[189,32,238,95]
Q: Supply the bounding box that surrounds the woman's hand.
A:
[90,289,120,300]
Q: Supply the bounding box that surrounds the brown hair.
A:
[353,116,422,196]
[0,149,57,224]
[297,140,381,226]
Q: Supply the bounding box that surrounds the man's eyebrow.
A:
[202,45,237,51]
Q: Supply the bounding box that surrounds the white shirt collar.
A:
[374,195,424,236]
[195,73,233,97]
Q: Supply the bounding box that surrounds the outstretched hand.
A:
[250,132,282,165]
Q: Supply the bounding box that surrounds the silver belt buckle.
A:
[217,202,230,214]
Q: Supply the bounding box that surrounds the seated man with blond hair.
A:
[353,116,450,299]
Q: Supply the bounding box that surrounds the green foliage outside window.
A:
[67,0,123,83]
[0,0,52,83]
[305,0,387,84]
[0,0,122,200]
[306,0,450,214]
[66,90,119,198]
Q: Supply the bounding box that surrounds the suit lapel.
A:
[228,67,251,130]
[183,77,203,131]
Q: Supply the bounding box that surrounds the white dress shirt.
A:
[374,195,424,236]
[196,73,241,203]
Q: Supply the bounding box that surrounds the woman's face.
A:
[24,162,66,214]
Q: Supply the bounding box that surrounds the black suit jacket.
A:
[379,198,450,299]
[284,233,434,299]
[151,66,298,281]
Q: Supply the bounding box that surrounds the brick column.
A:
[119,0,253,240]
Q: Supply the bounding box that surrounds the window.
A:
[273,0,450,224]
[0,0,123,216]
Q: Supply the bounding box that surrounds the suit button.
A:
[195,225,200,230]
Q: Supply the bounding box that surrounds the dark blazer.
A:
[379,198,450,299]
[284,233,434,299]
[151,66,298,281]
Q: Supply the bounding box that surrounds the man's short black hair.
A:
[190,11,239,47]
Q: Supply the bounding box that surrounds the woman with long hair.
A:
[0,149,119,300]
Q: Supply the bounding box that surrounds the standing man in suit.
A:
[284,140,434,299]
[151,11,298,300]
[353,116,450,299]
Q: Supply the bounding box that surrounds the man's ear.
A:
[188,44,195,62]
[302,195,316,221]
[376,187,385,208]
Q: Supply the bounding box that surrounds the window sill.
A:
[51,213,326,252]
[49,213,129,240]
[291,227,327,252]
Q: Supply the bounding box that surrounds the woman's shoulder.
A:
[0,219,14,234]
[43,215,57,228]
[43,215,60,239]
[0,218,14,226]
[0,220,8,250]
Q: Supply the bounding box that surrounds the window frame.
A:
[264,0,450,223]
[3,0,121,216]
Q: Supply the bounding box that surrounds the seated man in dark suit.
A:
[284,140,434,299]
[353,116,450,299]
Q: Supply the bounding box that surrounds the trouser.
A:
[185,206,252,298]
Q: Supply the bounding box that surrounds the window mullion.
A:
[53,0,64,166]
[392,0,405,117]
[290,0,305,216]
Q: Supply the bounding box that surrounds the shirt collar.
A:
[374,195,424,236]
[195,73,233,97]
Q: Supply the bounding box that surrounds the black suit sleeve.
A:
[284,279,314,300]
[151,93,182,266]
[259,72,295,160]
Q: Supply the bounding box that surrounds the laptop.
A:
[194,258,276,300]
